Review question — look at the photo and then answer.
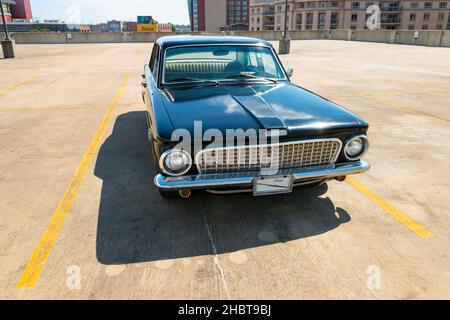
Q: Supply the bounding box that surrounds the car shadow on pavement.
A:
[95,111,351,265]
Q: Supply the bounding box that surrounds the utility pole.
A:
[1,0,15,58]
[279,0,290,54]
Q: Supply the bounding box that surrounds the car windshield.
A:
[163,45,285,84]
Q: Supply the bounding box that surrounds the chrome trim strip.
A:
[154,160,370,190]
[195,138,343,174]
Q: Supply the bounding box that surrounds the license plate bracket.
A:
[253,175,294,196]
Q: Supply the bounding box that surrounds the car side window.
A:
[149,45,157,71]
[152,46,160,80]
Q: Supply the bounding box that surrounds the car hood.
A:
[160,82,366,138]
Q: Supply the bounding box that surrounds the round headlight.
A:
[160,149,192,176]
[344,135,368,160]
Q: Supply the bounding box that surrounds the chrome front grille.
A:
[196,139,342,174]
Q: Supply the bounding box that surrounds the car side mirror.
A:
[286,67,294,78]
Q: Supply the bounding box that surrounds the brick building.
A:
[1,0,33,23]
[187,0,250,31]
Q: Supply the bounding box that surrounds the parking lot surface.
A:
[1,40,449,299]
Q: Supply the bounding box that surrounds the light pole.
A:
[283,0,288,39]
[1,0,15,58]
[278,0,290,54]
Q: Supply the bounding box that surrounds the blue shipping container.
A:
[137,16,152,24]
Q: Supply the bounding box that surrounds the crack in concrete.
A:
[198,196,231,300]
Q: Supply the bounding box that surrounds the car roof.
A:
[156,35,273,50]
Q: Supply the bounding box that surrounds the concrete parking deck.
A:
[0,40,449,299]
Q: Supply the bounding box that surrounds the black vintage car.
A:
[142,36,369,198]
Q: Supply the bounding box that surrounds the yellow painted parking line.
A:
[310,80,450,124]
[0,104,108,111]
[375,99,450,124]
[0,77,39,95]
[0,102,142,112]
[328,92,450,99]
[346,176,433,238]
[16,74,129,288]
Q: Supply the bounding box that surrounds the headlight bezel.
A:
[344,135,369,161]
[159,148,192,177]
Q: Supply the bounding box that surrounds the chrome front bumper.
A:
[154,160,370,190]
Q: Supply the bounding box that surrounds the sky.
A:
[30,0,190,25]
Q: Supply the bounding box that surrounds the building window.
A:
[438,12,445,21]
[424,2,432,9]
[366,2,374,8]
[408,25,415,30]
[2,3,11,14]
[409,13,416,22]
[350,25,357,30]
[331,1,339,8]
[423,13,430,21]
[437,24,443,29]
[439,2,447,9]
[422,25,428,30]
[351,2,360,9]
[410,2,419,9]
[318,12,326,26]
[296,14,302,29]
[306,13,313,29]
[351,13,358,22]
[331,13,339,25]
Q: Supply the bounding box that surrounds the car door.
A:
[143,43,160,141]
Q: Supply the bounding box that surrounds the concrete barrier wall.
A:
[329,29,351,41]
[288,30,328,40]
[441,31,450,48]
[234,30,282,40]
[416,31,444,47]
[396,30,444,47]
[11,32,67,44]
[9,30,450,47]
[11,31,194,44]
[351,30,395,43]
[396,31,419,45]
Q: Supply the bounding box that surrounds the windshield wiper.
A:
[226,73,278,84]
[166,77,219,86]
